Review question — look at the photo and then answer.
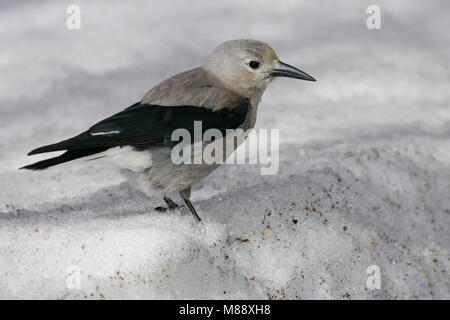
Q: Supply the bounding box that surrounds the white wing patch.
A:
[82,146,152,172]
[90,130,121,136]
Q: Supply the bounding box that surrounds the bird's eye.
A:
[249,60,260,69]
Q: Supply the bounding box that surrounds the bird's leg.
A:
[163,196,179,210]
[179,188,201,222]
[154,206,167,212]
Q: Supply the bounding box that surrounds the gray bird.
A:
[22,39,315,222]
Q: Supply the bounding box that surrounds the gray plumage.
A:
[22,39,315,221]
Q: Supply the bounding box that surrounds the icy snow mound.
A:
[1,137,449,299]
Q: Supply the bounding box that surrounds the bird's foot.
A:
[154,206,167,212]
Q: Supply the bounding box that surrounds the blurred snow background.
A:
[0,0,449,299]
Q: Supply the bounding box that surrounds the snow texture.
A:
[0,0,449,299]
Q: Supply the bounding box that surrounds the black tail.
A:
[20,147,108,171]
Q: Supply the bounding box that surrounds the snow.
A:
[0,0,449,299]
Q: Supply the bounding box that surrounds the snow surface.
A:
[0,0,449,299]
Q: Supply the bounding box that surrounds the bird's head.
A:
[203,39,315,99]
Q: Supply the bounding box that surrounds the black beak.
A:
[270,61,316,81]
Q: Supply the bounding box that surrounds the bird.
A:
[21,39,315,222]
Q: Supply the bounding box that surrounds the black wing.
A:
[22,101,249,170]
